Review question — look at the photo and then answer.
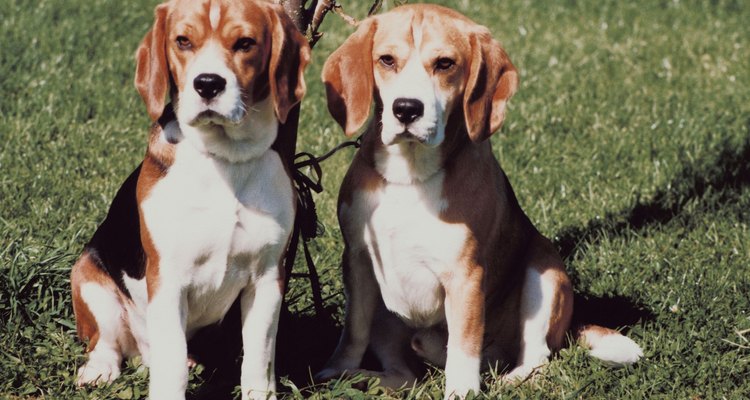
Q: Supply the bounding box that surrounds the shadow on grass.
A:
[185,302,342,400]
[559,125,750,331]
[186,126,749,398]
[555,132,750,263]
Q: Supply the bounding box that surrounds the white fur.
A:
[145,27,291,398]
[141,134,293,398]
[209,2,221,30]
[373,141,443,184]
[443,346,480,399]
[176,41,247,131]
[342,172,468,328]
[586,332,643,367]
[375,29,450,148]
[240,273,283,400]
[504,268,554,381]
[77,6,294,397]
[146,282,189,399]
[122,274,150,363]
[184,96,279,164]
[75,283,127,386]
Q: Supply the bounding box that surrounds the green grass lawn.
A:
[2,0,749,398]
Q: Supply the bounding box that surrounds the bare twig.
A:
[276,0,306,32]
[310,0,332,31]
[330,2,357,26]
[308,0,332,47]
[367,0,383,16]
[306,0,358,47]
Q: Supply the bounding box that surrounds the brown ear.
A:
[463,28,519,142]
[267,5,311,124]
[321,18,377,137]
[135,3,170,122]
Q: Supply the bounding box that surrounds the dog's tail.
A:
[574,324,643,367]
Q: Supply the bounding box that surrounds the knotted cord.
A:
[282,135,362,316]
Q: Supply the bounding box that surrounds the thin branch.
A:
[276,0,306,32]
[367,0,383,16]
[330,2,358,26]
[306,0,358,48]
[310,0,331,31]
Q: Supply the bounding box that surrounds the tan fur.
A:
[135,0,309,124]
[318,5,638,396]
[73,2,309,395]
[137,154,166,301]
[71,252,138,354]
[71,253,109,351]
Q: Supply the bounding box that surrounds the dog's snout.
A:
[193,73,227,100]
[393,98,424,124]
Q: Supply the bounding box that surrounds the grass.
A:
[1,0,749,398]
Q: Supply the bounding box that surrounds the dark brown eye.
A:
[379,55,395,68]
[176,35,192,50]
[435,57,455,71]
[233,37,256,52]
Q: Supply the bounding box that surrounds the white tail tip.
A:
[580,326,643,367]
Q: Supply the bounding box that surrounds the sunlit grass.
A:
[1,0,749,398]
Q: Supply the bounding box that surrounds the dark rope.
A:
[282,136,362,317]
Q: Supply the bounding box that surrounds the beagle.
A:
[316,4,642,398]
[70,1,309,399]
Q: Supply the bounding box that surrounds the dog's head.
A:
[135,0,309,141]
[322,4,518,146]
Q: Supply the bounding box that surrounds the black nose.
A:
[392,98,424,124]
[193,73,226,100]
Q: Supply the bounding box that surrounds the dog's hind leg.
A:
[71,252,133,386]
[504,257,573,382]
[316,247,380,381]
[368,304,421,388]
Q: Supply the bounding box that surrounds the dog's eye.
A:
[435,57,455,71]
[379,55,395,68]
[176,36,192,50]
[233,37,257,52]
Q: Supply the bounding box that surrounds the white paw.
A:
[503,364,537,383]
[443,385,477,400]
[242,389,277,400]
[76,358,121,386]
[315,367,348,382]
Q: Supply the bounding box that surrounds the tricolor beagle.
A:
[70,1,309,399]
[316,4,642,398]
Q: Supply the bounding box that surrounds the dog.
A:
[70,1,309,399]
[316,4,642,398]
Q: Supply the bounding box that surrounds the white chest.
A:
[343,173,469,327]
[140,144,294,328]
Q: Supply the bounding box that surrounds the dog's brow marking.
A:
[412,23,422,50]
[209,2,221,31]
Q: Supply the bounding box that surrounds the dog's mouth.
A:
[189,109,245,128]
[392,130,427,144]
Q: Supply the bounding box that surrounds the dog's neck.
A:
[366,108,473,185]
[175,96,279,164]
[371,139,443,184]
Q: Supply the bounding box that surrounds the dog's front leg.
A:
[240,270,283,400]
[443,267,485,400]
[317,246,379,380]
[147,281,189,400]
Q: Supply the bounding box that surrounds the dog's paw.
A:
[76,358,121,386]
[314,367,347,383]
[502,364,538,383]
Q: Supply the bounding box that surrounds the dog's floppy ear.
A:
[135,3,170,122]
[267,4,311,124]
[322,18,377,137]
[463,28,519,142]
